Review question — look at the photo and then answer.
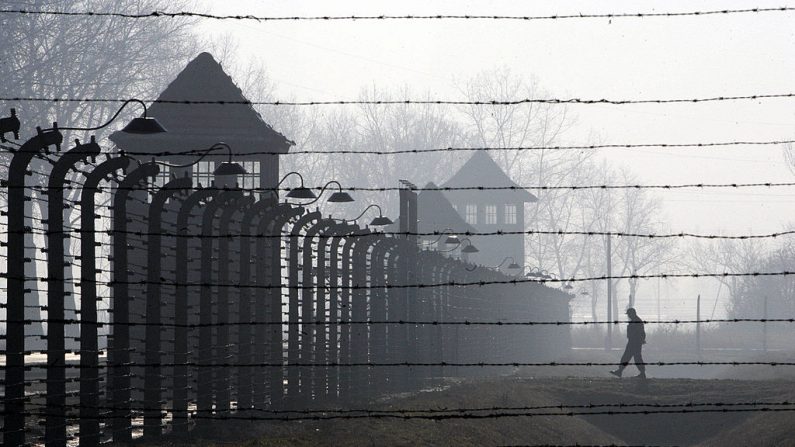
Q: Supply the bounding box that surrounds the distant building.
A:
[439,152,537,273]
[110,52,293,189]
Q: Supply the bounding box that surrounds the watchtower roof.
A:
[417,182,476,234]
[110,52,293,158]
[441,151,536,203]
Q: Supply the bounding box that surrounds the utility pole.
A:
[763,295,768,352]
[605,235,612,351]
[696,294,701,356]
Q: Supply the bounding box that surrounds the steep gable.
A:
[441,151,536,204]
[110,52,292,158]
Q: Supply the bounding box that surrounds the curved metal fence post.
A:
[257,204,302,410]
[216,192,250,417]
[325,223,355,401]
[109,162,158,443]
[286,211,320,407]
[46,137,101,447]
[143,176,192,439]
[317,222,352,402]
[173,186,217,436]
[383,240,402,392]
[301,217,335,403]
[3,126,62,447]
[197,190,239,426]
[236,199,271,415]
[350,229,375,402]
[368,236,390,391]
[338,227,364,401]
[79,155,129,447]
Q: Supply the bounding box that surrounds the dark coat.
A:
[626,318,646,344]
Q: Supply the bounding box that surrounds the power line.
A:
[2,93,795,106]
[0,7,792,23]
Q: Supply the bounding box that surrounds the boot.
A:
[635,372,647,379]
[609,369,622,378]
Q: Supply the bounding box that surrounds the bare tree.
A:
[0,0,199,342]
[612,170,678,309]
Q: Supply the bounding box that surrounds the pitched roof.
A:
[441,151,536,203]
[110,52,293,158]
[385,182,476,235]
[417,182,476,233]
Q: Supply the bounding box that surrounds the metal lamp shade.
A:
[328,191,354,203]
[369,216,393,226]
[121,117,167,134]
[286,187,317,199]
[444,235,460,245]
[461,244,479,254]
[213,162,247,176]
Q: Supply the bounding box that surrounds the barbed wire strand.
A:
[3,139,795,157]
[0,7,792,22]
[2,93,795,106]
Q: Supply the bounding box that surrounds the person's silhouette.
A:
[610,307,646,379]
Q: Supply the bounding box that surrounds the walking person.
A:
[610,307,646,379]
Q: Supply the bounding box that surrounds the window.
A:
[193,161,214,188]
[504,204,517,225]
[153,164,170,188]
[465,204,477,225]
[485,205,497,225]
[193,160,261,193]
[238,161,261,191]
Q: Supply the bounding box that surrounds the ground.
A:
[141,374,795,446]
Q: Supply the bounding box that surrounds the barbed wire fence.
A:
[2,108,794,447]
[2,6,795,445]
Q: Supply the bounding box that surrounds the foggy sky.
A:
[194,0,795,321]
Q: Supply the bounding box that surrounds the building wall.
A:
[451,199,525,274]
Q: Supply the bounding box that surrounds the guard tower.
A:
[441,151,536,273]
[110,52,293,188]
[107,53,294,404]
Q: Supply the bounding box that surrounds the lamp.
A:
[424,228,459,248]
[301,180,354,205]
[525,266,542,278]
[150,142,247,177]
[525,267,554,280]
[461,238,479,254]
[210,143,247,176]
[495,256,521,270]
[278,172,316,200]
[58,99,166,134]
[437,237,478,253]
[348,204,393,227]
